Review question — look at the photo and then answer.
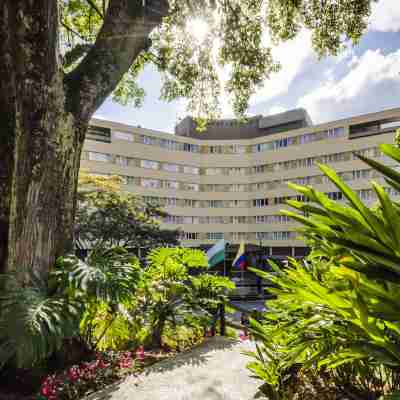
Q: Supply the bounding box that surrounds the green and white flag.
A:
[206,239,226,268]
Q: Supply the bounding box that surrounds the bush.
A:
[137,247,235,348]
[246,143,400,399]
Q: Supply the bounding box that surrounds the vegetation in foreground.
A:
[0,246,234,400]
[246,141,400,399]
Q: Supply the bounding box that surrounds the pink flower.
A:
[136,346,145,361]
[67,366,80,381]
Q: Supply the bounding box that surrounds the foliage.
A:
[56,247,141,351]
[75,178,180,250]
[246,142,400,399]
[0,246,143,371]
[37,350,140,400]
[0,271,82,369]
[137,247,235,347]
[60,0,374,119]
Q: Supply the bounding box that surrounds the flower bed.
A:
[36,347,150,400]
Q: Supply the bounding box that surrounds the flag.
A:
[207,239,226,268]
[232,241,246,270]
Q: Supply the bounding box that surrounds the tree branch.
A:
[64,0,169,122]
[85,0,104,19]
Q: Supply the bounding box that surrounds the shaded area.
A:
[87,337,261,400]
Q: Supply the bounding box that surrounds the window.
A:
[184,183,199,192]
[141,179,160,189]
[126,176,140,185]
[257,231,291,240]
[327,127,345,138]
[183,143,199,153]
[115,156,128,166]
[230,144,246,154]
[205,168,223,175]
[183,199,196,207]
[207,232,224,240]
[209,146,222,154]
[230,184,247,192]
[165,197,177,206]
[253,198,268,208]
[141,135,157,145]
[228,167,246,175]
[210,200,224,208]
[183,165,199,175]
[88,152,111,162]
[113,131,133,141]
[165,180,179,190]
[142,196,161,205]
[160,139,180,151]
[357,189,374,201]
[163,163,180,172]
[141,159,159,170]
[231,216,246,224]
[326,192,343,201]
[352,169,370,180]
[182,232,199,240]
[231,232,247,241]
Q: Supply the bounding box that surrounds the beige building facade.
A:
[81,107,400,256]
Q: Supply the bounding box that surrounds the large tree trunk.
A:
[0,1,84,279]
[0,0,168,279]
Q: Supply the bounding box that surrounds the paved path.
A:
[88,337,262,400]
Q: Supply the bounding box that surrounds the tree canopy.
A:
[62,0,375,119]
[76,172,180,251]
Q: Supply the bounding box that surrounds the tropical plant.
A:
[137,247,235,348]
[56,246,141,351]
[246,142,400,398]
[0,271,82,369]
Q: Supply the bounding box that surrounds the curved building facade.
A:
[81,107,400,256]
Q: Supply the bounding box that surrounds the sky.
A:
[95,0,400,133]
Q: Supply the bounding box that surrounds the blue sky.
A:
[95,0,400,133]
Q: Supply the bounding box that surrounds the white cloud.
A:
[298,49,400,122]
[369,0,400,32]
[268,105,287,115]
[249,29,316,105]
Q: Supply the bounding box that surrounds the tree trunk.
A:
[0,0,168,279]
[0,1,84,279]
[151,315,167,349]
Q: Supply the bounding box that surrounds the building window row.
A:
[83,152,200,175]
[83,147,382,182]
[163,215,292,225]
[93,125,346,155]
[252,147,382,174]
[180,232,297,241]
[251,127,345,153]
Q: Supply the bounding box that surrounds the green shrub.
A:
[0,270,82,369]
[138,247,235,348]
[56,246,141,351]
[246,143,400,399]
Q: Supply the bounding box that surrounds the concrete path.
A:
[88,337,263,400]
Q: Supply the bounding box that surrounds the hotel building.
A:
[81,107,400,259]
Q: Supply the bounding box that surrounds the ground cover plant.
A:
[246,142,400,399]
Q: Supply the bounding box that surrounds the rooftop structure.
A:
[175,109,312,140]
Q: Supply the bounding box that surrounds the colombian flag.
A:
[232,241,246,270]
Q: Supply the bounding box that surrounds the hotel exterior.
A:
[81,107,400,259]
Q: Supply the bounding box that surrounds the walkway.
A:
[88,337,262,400]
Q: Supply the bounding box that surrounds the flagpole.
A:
[223,242,227,277]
